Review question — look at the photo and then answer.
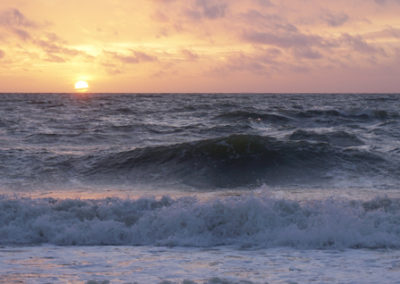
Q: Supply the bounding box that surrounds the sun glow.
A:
[74,80,89,92]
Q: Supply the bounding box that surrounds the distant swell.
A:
[84,134,389,188]
[215,110,291,123]
[216,108,400,124]
[1,195,400,248]
[293,109,400,120]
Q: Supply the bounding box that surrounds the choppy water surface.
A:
[1,93,400,283]
[1,93,400,191]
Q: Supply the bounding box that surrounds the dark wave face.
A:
[0,93,399,190]
[82,134,393,189]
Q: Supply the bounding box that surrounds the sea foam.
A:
[1,194,399,248]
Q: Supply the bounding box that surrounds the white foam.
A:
[1,194,400,248]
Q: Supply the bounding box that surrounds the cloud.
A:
[293,47,322,59]
[256,0,274,7]
[152,0,228,21]
[0,9,87,63]
[35,39,78,56]
[185,0,228,20]
[374,0,400,5]
[11,28,31,41]
[196,0,227,19]
[211,48,284,76]
[241,21,388,62]
[243,30,324,48]
[366,27,400,39]
[0,9,37,41]
[322,12,349,27]
[101,62,122,75]
[340,33,386,55]
[152,11,169,22]
[0,8,38,28]
[240,11,335,61]
[240,10,298,33]
[44,54,66,63]
[107,50,158,64]
[34,37,81,62]
[0,49,4,59]
[214,53,268,75]
[181,49,199,60]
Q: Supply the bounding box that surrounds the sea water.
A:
[1,93,400,283]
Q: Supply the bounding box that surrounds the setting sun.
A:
[74,81,89,91]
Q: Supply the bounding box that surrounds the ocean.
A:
[1,93,400,283]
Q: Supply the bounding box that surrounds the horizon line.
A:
[0,92,399,95]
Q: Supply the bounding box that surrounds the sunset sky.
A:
[0,0,399,93]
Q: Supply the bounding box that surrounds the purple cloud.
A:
[374,0,400,4]
[293,47,322,59]
[212,49,283,76]
[181,49,199,60]
[218,54,268,74]
[241,10,298,33]
[108,50,158,64]
[197,0,227,19]
[185,0,228,20]
[31,32,88,63]
[340,33,386,55]
[243,30,323,48]
[45,54,66,63]
[0,8,37,28]
[11,28,31,41]
[367,27,400,39]
[242,24,328,61]
[0,9,37,41]
[101,62,122,75]
[322,12,349,27]
[256,0,273,7]
[35,38,80,56]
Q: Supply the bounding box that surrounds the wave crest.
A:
[1,195,400,248]
[85,134,387,188]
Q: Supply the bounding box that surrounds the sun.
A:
[75,80,89,92]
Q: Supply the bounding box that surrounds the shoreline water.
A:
[1,245,400,283]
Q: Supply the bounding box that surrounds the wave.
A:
[215,110,291,123]
[216,108,399,125]
[1,194,400,248]
[293,109,399,121]
[288,130,364,147]
[84,134,388,188]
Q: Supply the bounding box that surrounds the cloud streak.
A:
[242,30,324,49]
[108,50,158,64]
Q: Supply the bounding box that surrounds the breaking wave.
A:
[84,134,390,188]
[1,194,400,249]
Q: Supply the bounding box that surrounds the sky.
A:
[0,0,399,93]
